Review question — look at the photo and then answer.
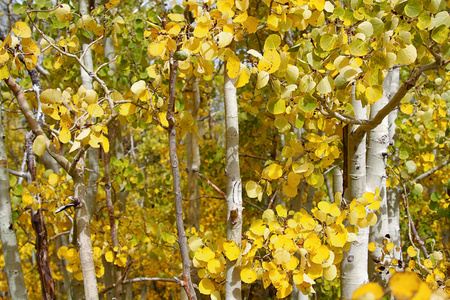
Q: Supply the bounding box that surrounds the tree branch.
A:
[412,159,450,183]
[355,60,445,135]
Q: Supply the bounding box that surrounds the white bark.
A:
[368,71,392,286]
[387,68,402,260]
[187,76,201,230]
[341,86,368,299]
[224,62,242,300]
[333,168,343,195]
[0,105,28,299]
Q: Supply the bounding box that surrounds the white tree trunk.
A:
[387,68,402,261]
[0,105,28,299]
[368,70,392,286]
[187,76,201,230]
[224,62,242,300]
[341,86,368,299]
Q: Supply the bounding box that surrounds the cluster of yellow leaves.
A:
[58,246,105,280]
[36,85,114,154]
[246,133,340,200]
[353,271,449,300]
[194,192,381,298]
[0,21,41,79]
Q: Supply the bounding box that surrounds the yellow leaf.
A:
[235,65,250,88]
[245,181,262,198]
[105,251,114,262]
[199,278,215,295]
[87,104,104,117]
[207,258,225,274]
[148,41,166,57]
[389,272,430,300]
[256,71,270,89]
[244,16,258,33]
[217,0,234,13]
[57,246,68,259]
[55,4,72,23]
[249,219,266,236]
[273,249,291,265]
[285,255,299,271]
[22,193,33,206]
[59,127,71,144]
[48,173,59,186]
[0,65,8,79]
[101,134,110,153]
[264,163,283,180]
[32,135,46,156]
[267,15,279,31]
[223,240,240,261]
[365,85,383,104]
[323,265,337,281]
[227,54,240,78]
[396,45,417,65]
[167,13,184,22]
[195,247,215,263]
[407,246,417,257]
[264,34,281,51]
[188,236,203,252]
[400,103,414,114]
[241,267,257,283]
[41,89,62,104]
[13,21,31,38]
[276,204,287,218]
[69,140,81,153]
[368,242,376,252]
[258,49,281,74]
[310,245,329,264]
[119,103,136,116]
[352,282,384,299]
[105,0,120,9]
[215,32,233,48]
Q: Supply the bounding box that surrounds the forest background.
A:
[0,0,448,299]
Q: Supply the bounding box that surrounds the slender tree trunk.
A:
[224,60,243,300]
[186,76,201,230]
[367,71,392,286]
[0,104,28,300]
[104,147,122,298]
[333,168,343,195]
[25,132,56,300]
[387,68,402,261]
[166,51,196,300]
[73,169,99,300]
[341,86,368,299]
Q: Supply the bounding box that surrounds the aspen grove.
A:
[0,0,448,299]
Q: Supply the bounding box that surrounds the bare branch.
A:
[412,159,450,183]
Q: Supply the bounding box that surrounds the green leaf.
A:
[429,201,439,211]
[396,45,417,65]
[267,99,285,115]
[298,96,317,113]
[317,76,333,94]
[431,25,449,44]
[13,3,26,14]
[411,183,423,195]
[320,34,338,51]
[32,135,47,156]
[399,149,409,160]
[405,0,423,17]
[349,39,369,56]
[357,21,374,37]
[417,12,431,29]
[405,160,417,174]
[430,192,441,202]
[264,34,281,50]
